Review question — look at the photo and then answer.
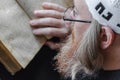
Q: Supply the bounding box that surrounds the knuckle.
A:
[48,18,61,26]
[54,11,59,16]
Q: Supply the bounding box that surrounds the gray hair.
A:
[70,19,104,80]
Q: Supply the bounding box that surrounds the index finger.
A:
[42,2,66,12]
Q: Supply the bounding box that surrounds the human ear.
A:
[100,26,115,49]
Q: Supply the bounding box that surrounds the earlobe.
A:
[100,26,115,49]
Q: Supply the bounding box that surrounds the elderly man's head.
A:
[55,0,120,79]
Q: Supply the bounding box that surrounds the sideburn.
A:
[73,20,103,74]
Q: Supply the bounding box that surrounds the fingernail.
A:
[34,10,38,15]
[29,20,35,25]
[33,30,38,34]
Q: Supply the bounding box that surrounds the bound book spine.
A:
[0,40,22,75]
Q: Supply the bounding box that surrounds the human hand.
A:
[30,2,71,50]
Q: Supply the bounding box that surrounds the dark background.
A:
[0,45,62,80]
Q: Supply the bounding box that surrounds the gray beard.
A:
[54,33,82,77]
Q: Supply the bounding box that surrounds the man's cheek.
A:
[73,24,89,42]
[73,27,84,42]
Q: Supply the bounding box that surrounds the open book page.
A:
[0,0,45,74]
[16,0,73,19]
[16,0,73,39]
[0,0,73,75]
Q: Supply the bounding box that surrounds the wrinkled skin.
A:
[30,2,70,49]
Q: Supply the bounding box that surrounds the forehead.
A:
[74,0,88,12]
[73,0,92,19]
